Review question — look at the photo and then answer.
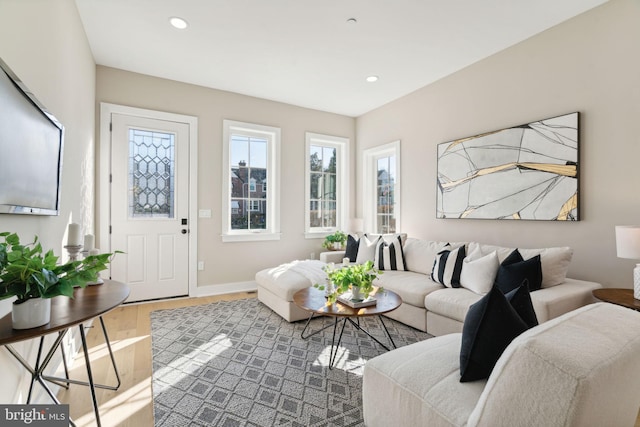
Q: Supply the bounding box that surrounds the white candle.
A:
[67,223,81,246]
[343,257,349,265]
[83,234,95,251]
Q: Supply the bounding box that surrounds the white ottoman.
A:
[255,260,328,322]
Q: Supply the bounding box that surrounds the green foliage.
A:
[322,230,348,250]
[0,232,117,304]
[314,261,382,304]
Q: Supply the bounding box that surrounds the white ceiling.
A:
[75,0,607,117]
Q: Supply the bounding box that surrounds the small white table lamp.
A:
[615,225,640,299]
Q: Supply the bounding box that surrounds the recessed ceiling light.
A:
[347,18,357,24]
[169,17,188,30]
[366,75,379,83]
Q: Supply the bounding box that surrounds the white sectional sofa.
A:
[362,302,640,427]
[320,237,601,335]
[256,236,601,336]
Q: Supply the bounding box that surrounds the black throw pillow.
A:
[494,249,542,293]
[505,280,539,328]
[345,234,359,262]
[460,286,529,382]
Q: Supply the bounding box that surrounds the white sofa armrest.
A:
[469,303,640,427]
[319,251,346,264]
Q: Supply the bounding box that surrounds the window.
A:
[305,132,348,238]
[222,120,280,242]
[363,141,400,234]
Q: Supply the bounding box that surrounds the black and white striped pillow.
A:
[431,244,466,288]
[375,235,407,271]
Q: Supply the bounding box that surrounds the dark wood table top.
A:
[592,288,640,311]
[0,280,130,346]
[293,286,402,317]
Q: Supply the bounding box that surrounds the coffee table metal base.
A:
[300,313,397,369]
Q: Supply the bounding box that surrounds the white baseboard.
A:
[195,281,258,298]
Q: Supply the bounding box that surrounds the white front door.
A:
[110,113,190,302]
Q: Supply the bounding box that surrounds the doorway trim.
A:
[99,102,199,298]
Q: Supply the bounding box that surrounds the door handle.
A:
[181,229,188,234]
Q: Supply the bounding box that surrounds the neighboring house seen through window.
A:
[222,120,280,241]
[305,132,348,238]
[363,141,400,234]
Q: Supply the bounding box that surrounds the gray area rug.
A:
[151,298,429,426]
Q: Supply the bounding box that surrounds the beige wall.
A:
[95,67,355,289]
[356,0,640,289]
[0,0,96,403]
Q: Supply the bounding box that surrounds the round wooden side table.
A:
[592,288,640,311]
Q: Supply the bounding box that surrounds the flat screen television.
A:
[0,56,64,215]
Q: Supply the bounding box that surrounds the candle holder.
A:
[85,249,104,285]
[64,245,83,262]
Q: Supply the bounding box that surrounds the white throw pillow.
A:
[460,248,500,295]
[356,234,381,264]
[519,247,573,287]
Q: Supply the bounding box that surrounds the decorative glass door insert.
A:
[128,128,175,218]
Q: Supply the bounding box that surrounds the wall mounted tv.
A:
[0,57,64,215]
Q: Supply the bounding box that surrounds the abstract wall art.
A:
[436,112,579,221]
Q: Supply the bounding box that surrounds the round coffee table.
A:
[593,288,640,311]
[293,286,403,368]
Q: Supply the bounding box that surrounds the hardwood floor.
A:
[56,291,255,427]
[57,292,640,427]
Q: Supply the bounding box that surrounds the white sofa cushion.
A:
[528,278,601,322]
[363,333,486,427]
[402,238,449,275]
[520,246,573,287]
[424,288,484,322]
[375,270,443,308]
[425,278,601,325]
[470,243,573,287]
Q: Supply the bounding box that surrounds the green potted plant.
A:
[315,261,382,304]
[322,230,348,250]
[0,232,115,329]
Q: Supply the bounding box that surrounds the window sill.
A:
[222,232,281,243]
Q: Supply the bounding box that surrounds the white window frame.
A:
[363,140,401,234]
[304,132,349,239]
[222,120,281,242]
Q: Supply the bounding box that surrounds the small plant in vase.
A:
[322,230,348,250]
[315,261,382,304]
[0,232,116,329]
